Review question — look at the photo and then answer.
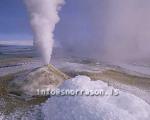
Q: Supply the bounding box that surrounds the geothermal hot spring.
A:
[1,0,150,120]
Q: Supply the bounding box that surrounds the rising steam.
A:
[56,0,150,64]
[24,0,65,64]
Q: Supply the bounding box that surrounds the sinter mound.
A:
[8,64,70,97]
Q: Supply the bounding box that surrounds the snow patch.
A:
[42,76,150,120]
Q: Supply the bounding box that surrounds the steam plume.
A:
[24,0,65,64]
[56,0,150,64]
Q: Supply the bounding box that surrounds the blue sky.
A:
[0,0,32,40]
[0,0,102,48]
[0,0,95,42]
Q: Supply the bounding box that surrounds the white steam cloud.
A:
[24,0,65,64]
[102,0,150,63]
[56,0,150,64]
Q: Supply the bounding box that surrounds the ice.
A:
[42,76,150,120]
[0,60,43,77]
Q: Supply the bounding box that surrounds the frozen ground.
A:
[0,45,43,76]
[0,59,43,77]
[117,63,150,77]
[1,45,150,119]
[1,76,150,120]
